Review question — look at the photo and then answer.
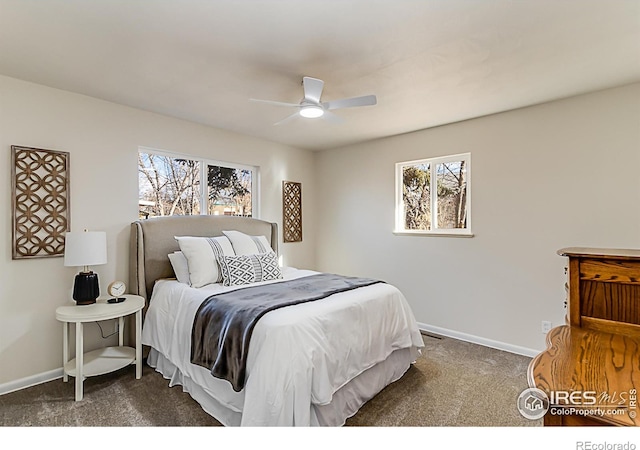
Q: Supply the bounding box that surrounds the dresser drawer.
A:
[579,258,640,285]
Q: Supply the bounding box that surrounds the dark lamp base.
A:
[73,271,100,305]
[75,298,96,306]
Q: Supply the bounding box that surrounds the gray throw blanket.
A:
[190,273,384,392]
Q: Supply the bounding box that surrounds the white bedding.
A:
[142,267,424,426]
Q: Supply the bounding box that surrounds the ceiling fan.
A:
[250,76,377,125]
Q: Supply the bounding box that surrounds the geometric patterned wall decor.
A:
[11,145,70,259]
[282,180,302,243]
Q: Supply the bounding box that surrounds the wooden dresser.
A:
[528,247,640,426]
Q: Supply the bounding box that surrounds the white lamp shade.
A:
[64,231,107,267]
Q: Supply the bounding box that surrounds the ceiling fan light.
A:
[299,106,324,119]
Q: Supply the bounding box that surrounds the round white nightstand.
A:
[55,294,145,401]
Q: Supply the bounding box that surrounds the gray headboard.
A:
[130,215,278,302]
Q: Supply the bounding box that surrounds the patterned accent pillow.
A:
[217,251,283,286]
[174,236,236,288]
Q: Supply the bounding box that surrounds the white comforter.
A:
[142,267,424,426]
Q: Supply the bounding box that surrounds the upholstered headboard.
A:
[129,215,278,302]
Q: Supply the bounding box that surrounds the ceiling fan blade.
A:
[323,94,377,110]
[302,77,324,103]
[250,98,300,107]
[323,110,344,124]
[273,112,300,126]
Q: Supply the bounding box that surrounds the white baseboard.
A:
[0,368,63,396]
[418,322,540,358]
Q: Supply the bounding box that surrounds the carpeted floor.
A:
[0,334,541,427]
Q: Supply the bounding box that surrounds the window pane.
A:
[402,163,430,230]
[436,160,467,229]
[207,165,252,217]
[138,153,201,219]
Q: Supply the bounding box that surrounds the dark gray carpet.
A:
[0,334,541,427]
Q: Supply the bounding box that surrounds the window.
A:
[138,149,258,220]
[395,153,471,236]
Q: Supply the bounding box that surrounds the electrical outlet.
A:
[541,321,552,334]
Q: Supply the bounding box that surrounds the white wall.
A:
[0,75,316,387]
[315,83,640,353]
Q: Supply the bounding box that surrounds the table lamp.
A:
[64,230,107,305]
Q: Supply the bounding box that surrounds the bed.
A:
[129,215,424,426]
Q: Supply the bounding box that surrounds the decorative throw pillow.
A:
[217,251,283,286]
[168,251,191,285]
[174,236,235,288]
[222,230,272,256]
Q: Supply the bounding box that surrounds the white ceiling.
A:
[1,0,639,151]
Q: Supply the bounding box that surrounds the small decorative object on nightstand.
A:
[56,295,145,401]
[107,280,126,303]
[63,230,107,305]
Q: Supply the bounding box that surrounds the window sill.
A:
[393,230,474,238]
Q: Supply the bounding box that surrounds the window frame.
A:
[394,152,472,237]
[138,146,260,219]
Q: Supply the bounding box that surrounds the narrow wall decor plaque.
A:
[282,181,302,243]
[11,146,70,259]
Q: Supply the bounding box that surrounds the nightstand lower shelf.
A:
[64,346,136,378]
[56,295,145,401]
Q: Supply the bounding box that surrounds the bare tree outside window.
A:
[436,161,467,229]
[396,153,471,235]
[138,151,256,219]
[138,153,201,218]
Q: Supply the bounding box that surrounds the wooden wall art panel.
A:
[11,146,70,259]
[282,181,302,243]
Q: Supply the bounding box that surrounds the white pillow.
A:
[222,230,272,255]
[174,236,236,288]
[217,251,283,286]
[168,251,191,285]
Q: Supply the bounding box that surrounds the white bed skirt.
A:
[147,345,419,426]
